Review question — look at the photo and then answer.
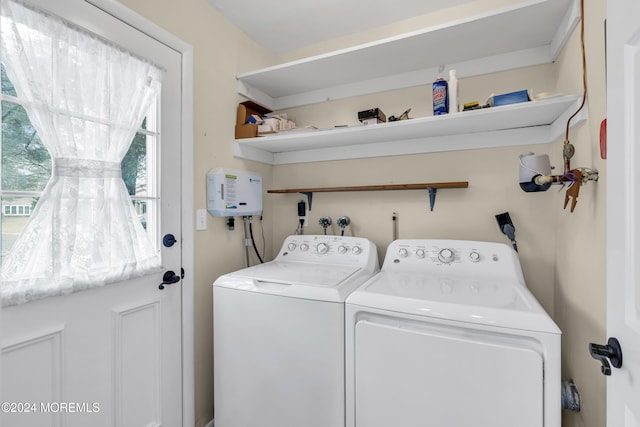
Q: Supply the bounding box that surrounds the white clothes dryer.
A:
[214,235,379,427]
[345,239,561,427]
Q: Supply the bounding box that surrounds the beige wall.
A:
[553,0,608,425]
[269,65,560,315]
[119,0,607,426]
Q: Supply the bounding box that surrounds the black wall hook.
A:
[589,337,623,376]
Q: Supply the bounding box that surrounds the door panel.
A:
[2,327,63,426]
[113,298,162,426]
[607,0,640,424]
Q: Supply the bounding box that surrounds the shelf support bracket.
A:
[428,187,437,211]
[300,192,313,211]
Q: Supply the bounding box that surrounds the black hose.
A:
[249,221,264,263]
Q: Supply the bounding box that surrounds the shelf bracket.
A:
[428,187,437,211]
[300,192,314,211]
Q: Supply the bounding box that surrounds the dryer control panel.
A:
[278,235,378,270]
[383,239,524,283]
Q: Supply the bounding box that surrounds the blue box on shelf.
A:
[492,90,530,107]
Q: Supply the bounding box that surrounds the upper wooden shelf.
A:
[237,0,579,110]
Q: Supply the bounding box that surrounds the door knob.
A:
[158,270,181,290]
[589,337,623,376]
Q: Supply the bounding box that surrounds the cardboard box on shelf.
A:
[235,101,272,139]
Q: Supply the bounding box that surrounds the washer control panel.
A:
[278,235,378,268]
[384,239,524,282]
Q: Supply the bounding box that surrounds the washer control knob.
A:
[416,249,426,259]
[338,245,348,254]
[469,251,481,262]
[399,248,409,258]
[352,246,362,255]
[438,248,455,263]
[300,244,309,252]
[287,243,297,251]
[317,243,329,254]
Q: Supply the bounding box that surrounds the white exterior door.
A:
[0,1,184,426]
[606,0,640,424]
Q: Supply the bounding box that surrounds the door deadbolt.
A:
[163,234,177,247]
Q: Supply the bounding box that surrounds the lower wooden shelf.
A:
[268,181,469,211]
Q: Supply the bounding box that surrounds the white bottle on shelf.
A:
[448,69,459,114]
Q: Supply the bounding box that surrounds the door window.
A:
[1,65,159,258]
[0,0,162,306]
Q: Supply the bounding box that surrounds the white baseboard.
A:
[204,419,214,427]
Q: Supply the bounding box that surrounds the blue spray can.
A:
[433,77,449,115]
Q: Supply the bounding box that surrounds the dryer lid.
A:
[346,271,561,334]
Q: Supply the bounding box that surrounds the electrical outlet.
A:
[196,209,207,231]
[297,200,307,227]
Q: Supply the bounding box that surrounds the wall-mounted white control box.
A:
[207,168,263,217]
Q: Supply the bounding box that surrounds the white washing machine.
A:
[214,234,379,427]
[345,239,561,427]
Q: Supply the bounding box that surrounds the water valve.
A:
[337,216,351,236]
[319,217,332,235]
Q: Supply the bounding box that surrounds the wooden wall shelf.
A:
[268,181,469,211]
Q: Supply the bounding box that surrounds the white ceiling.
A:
[207,0,477,55]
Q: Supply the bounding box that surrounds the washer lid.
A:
[346,271,561,334]
[231,260,362,287]
[214,260,373,302]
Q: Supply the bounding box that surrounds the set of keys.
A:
[563,169,582,213]
[562,168,599,212]
[561,140,599,212]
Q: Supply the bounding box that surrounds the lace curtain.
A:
[0,0,163,306]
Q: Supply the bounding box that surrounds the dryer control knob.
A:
[416,249,426,259]
[317,243,329,254]
[287,243,297,251]
[399,248,409,258]
[438,248,455,263]
[338,245,348,254]
[352,246,362,255]
[300,244,309,252]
